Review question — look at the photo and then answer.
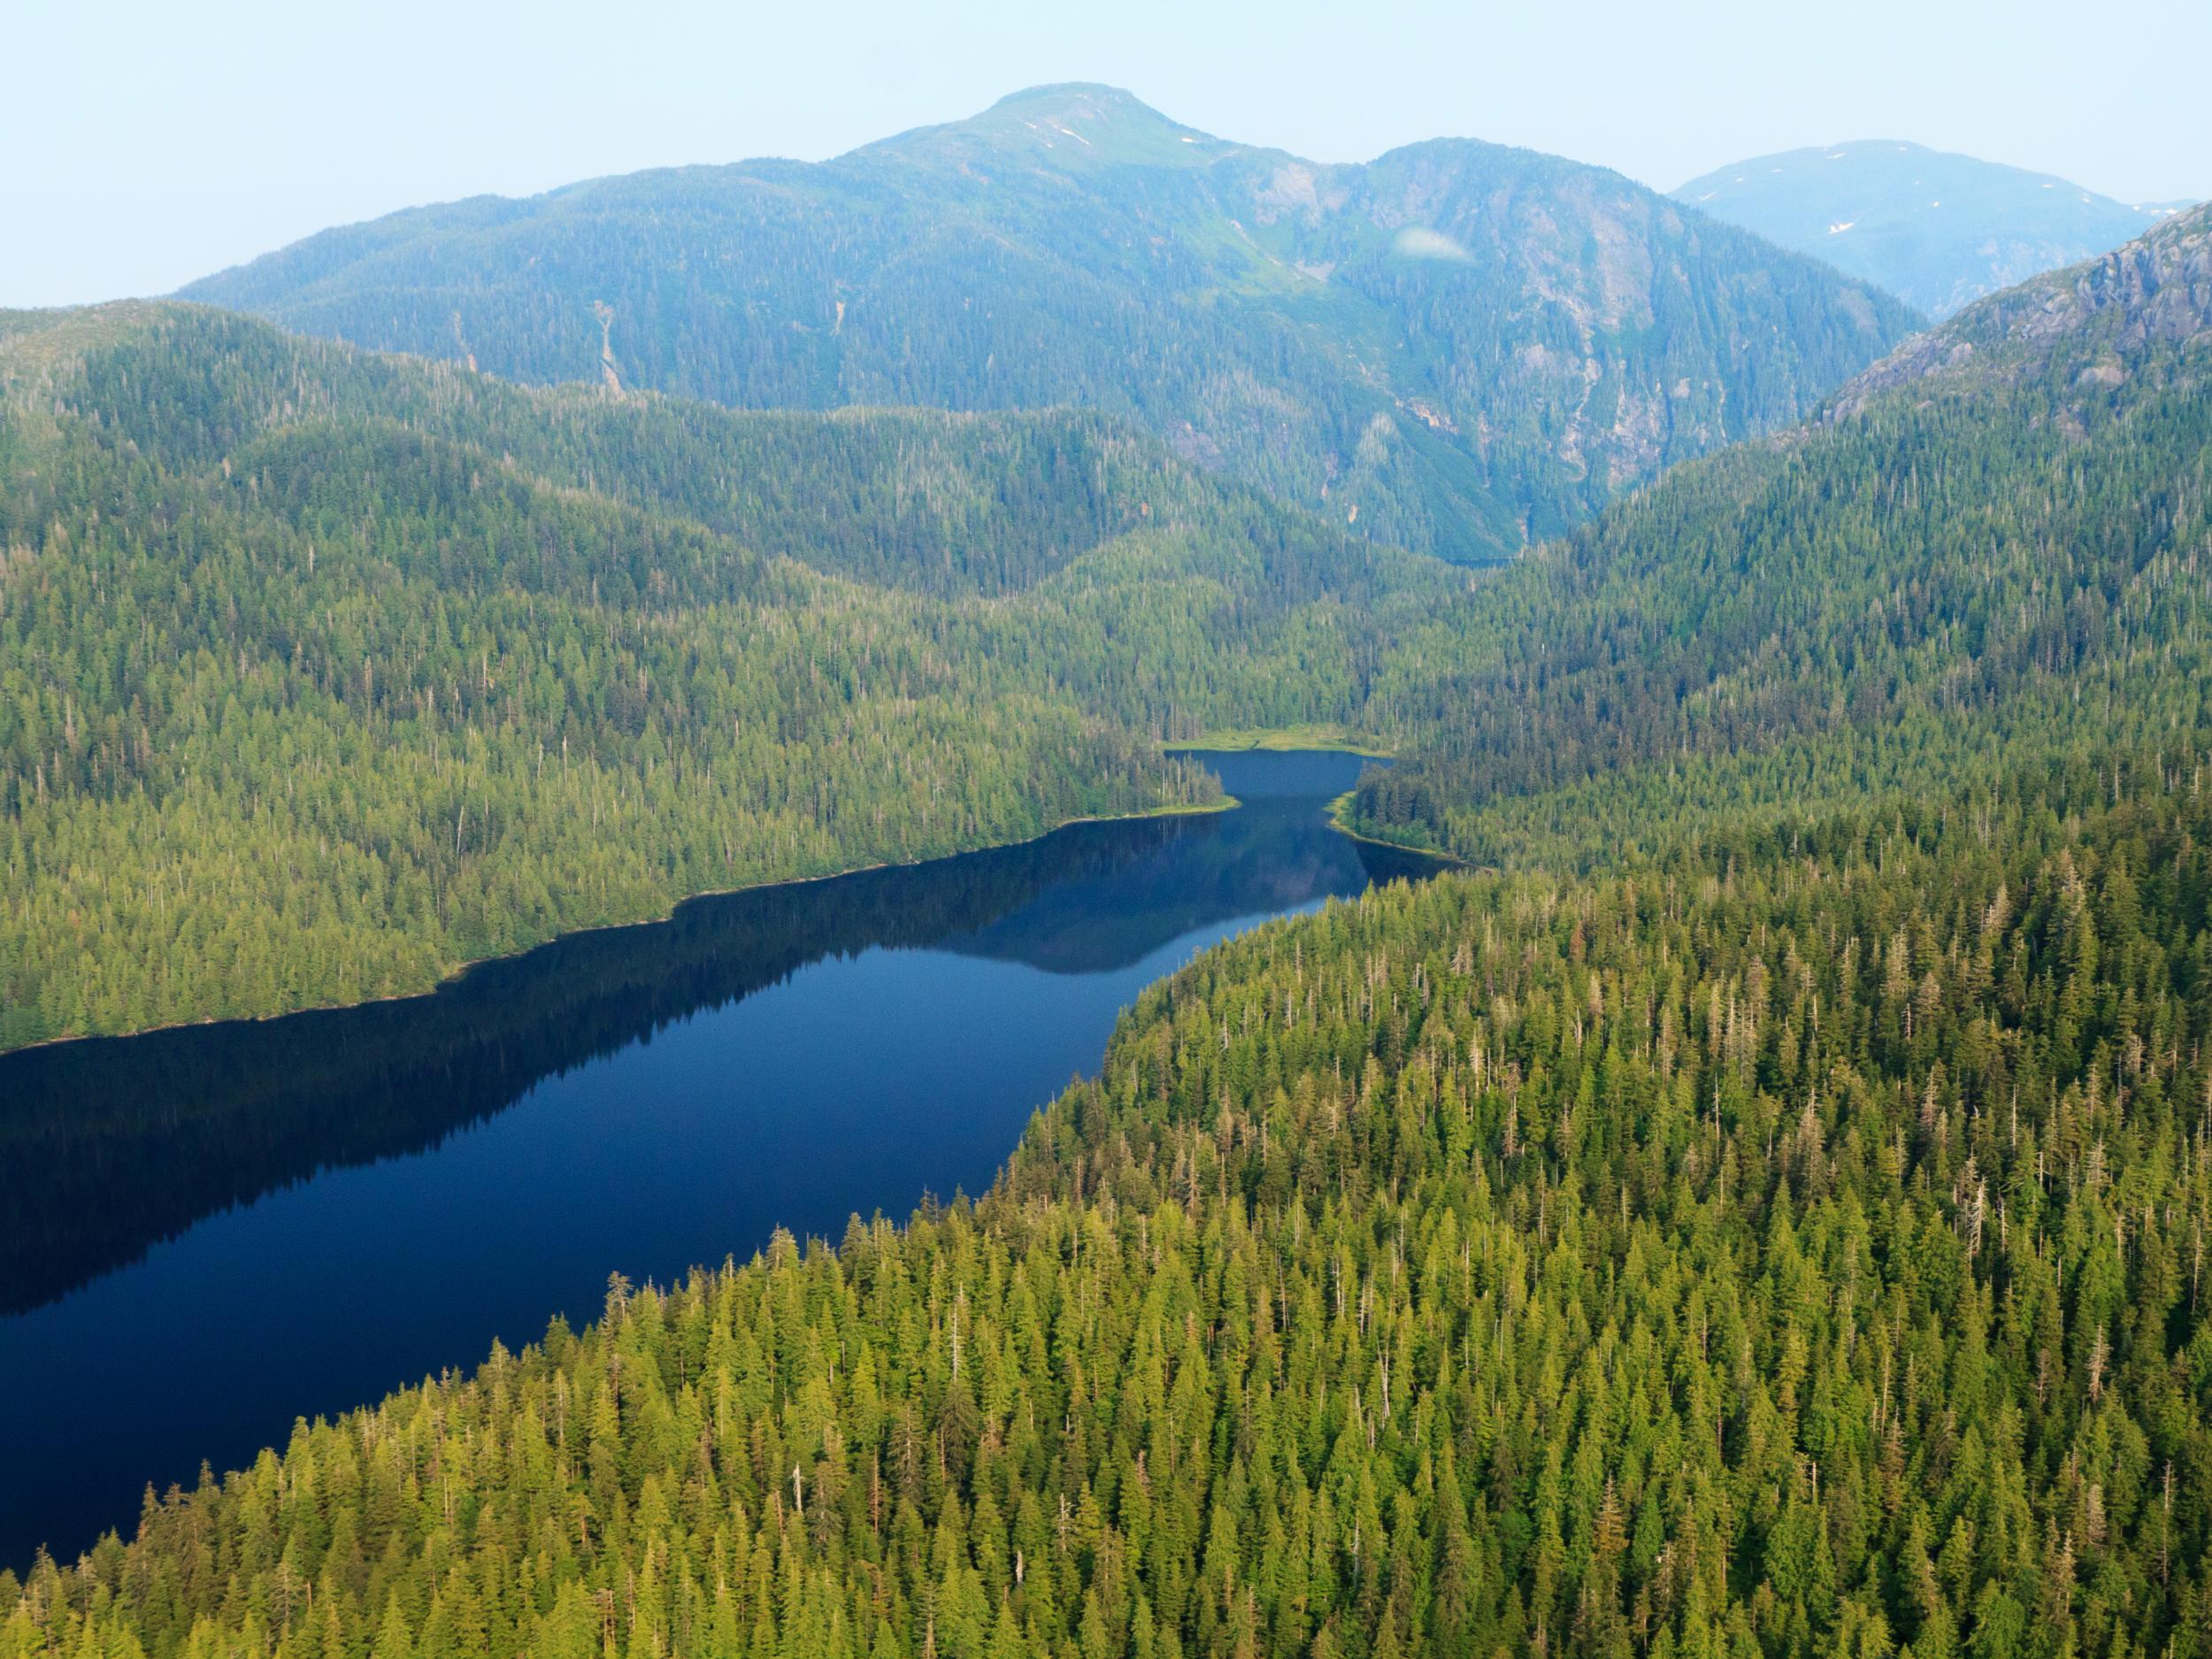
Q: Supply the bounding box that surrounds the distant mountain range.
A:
[1829,196,2212,412]
[179,84,1914,564]
[1674,139,2198,318]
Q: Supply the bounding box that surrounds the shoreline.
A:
[2,792,1240,1060]
[1170,726,1394,758]
[1325,789,1467,864]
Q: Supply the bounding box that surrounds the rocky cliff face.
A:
[1830,200,2211,415]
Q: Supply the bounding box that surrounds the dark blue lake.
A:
[0,749,1440,1567]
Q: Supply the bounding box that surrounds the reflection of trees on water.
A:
[945,795,1439,973]
[0,796,1437,1316]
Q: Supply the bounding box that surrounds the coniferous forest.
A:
[0,304,1438,1048]
[11,751,2212,1658]
[3,74,2210,1659]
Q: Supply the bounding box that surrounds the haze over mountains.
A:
[1676,139,2198,318]
[180,84,1914,563]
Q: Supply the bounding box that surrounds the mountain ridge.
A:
[1674,137,2197,317]
[1349,196,2212,870]
[1827,197,2212,414]
[178,84,1916,564]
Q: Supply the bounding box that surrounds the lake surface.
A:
[0,750,1440,1568]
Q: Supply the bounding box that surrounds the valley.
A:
[4,58,2212,1659]
[0,749,1439,1571]
[0,303,1441,1049]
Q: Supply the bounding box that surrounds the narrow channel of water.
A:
[0,750,1440,1567]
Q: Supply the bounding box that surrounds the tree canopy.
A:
[9,749,2212,1657]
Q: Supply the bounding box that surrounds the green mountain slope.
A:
[1673,140,2197,318]
[0,303,1440,1050]
[179,84,1916,563]
[1353,204,2212,866]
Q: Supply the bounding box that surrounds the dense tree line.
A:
[10,749,2212,1656]
[54,306,1286,601]
[0,306,1440,1048]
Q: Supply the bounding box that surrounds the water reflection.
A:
[0,750,1437,1567]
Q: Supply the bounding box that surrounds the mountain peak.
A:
[984,81,1146,113]
[874,82,1226,169]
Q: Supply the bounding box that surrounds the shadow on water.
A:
[0,749,1440,1568]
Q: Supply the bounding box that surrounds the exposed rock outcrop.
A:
[1829,201,2210,416]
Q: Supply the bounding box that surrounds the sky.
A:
[12,0,2209,309]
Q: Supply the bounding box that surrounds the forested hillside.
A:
[0,303,1443,1049]
[1351,203,2212,870]
[179,84,1915,562]
[9,201,2205,1050]
[9,199,2204,1052]
[11,748,2212,1657]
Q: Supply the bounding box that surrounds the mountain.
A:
[15,197,2203,1051]
[1829,196,2212,410]
[178,84,1916,563]
[0,302,1441,1050]
[1673,139,2197,318]
[1352,202,2212,866]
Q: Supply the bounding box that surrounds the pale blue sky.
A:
[12,0,2208,308]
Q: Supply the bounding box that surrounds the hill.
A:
[1673,139,2196,318]
[1351,204,2212,868]
[179,84,1916,563]
[0,302,1440,1050]
[10,115,2212,1659]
